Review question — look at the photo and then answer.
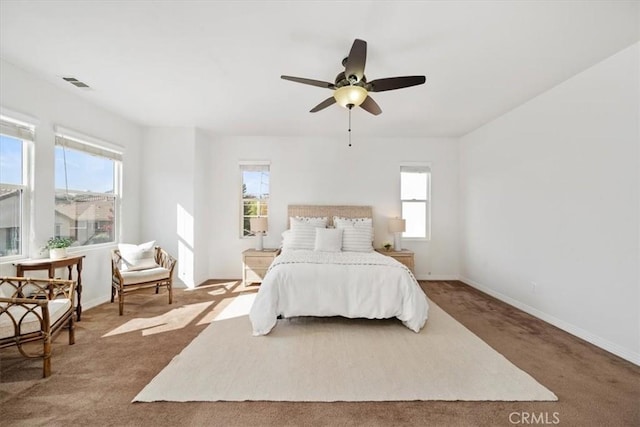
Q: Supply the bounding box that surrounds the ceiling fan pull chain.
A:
[348,105,352,147]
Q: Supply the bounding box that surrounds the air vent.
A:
[62,77,91,89]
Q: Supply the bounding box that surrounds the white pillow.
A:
[291,216,328,228]
[281,230,292,248]
[342,227,373,252]
[333,216,372,228]
[314,228,343,252]
[334,216,374,240]
[283,223,317,250]
[118,241,158,271]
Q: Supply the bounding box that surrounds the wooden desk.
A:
[15,255,86,321]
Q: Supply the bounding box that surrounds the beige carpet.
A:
[134,295,557,402]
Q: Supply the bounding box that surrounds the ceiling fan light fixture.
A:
[333,85,368,108]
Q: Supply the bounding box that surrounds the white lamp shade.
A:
[388,218,406,233]
[249,217,268,233]
[333,85,368,108]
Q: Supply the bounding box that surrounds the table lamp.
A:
[388,217,406,251]
[249,217,268,251]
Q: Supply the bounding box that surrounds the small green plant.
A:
[45,237,73,249]
[383,242,392,251]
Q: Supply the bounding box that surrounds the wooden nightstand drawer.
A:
[375,249,415,274]
[394,257,414,270]
[244,256,274,269]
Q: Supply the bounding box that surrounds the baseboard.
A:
[81,295,111,312]
[460,276,640,366]
[415,274,459,281]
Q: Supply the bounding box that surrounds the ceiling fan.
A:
[281,39,426,115]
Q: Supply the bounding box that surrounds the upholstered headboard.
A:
[287,205,373,228]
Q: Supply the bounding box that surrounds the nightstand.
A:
[375,249,415,273]
[242,248,280,286]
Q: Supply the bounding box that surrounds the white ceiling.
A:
[1,1,638,138]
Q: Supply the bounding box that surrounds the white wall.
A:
[0,59,143,309]
[140,127,211,288]
[194,129,212,285]
[459,43,640,364]
[206,135,459,280]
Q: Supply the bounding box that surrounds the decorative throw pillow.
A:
[118,241,158,272]
[333,216,372,228]
[281,230,292,248]
[314,228,343,252]
[291,216,328,228]
[334,217,374,240]
[283,223,317,250]
[342,227,374,252]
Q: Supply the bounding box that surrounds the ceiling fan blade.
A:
[368,75,426,92]
[359,95,382,116]
[344,39,367,83]
[310,97,336,113]
[281,75,335,89]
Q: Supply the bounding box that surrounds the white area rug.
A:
[134,295,557,402]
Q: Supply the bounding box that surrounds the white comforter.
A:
[249,250,429,335]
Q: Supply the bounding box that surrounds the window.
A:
[54,131,122,246]
[0,116,33,257]
[240,162,269,237]
[400,165,431,239]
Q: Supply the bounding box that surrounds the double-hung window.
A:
[400,165,431,240]
[240,162,270,237]
[54,129,122,246]
[0,116,33,258]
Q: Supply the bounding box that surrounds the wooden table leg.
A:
[75,259,83,321]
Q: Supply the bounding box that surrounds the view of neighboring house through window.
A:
[54,132,121,246]
[400,164,431,239]
[0,116,33,257]
[240,162,269,237]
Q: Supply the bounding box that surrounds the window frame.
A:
[400,163,431,241]
[239,161,270,239]
[0,114,34,260]
[54,128,122,248]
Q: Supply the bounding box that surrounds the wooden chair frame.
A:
[111,246,176,315]
[0,277,76,378]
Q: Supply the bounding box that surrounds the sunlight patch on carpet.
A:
[213,293,256,321]
[103,301,213,337]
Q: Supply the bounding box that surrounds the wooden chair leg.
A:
[168,282,173,305]
[118,290,124,315]
[68,316,75,345]
[43,336,52,378]
[155,284,160,294]
[110,285,115,303]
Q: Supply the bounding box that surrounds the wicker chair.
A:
[0,276,76,378]
[111,246,176,315]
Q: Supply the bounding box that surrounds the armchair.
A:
[0,276,76,378]
[111,246,176,315]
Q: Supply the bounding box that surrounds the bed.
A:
[249,205,429,336]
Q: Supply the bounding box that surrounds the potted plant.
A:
[383,242,392,251]
[45,237,73,260]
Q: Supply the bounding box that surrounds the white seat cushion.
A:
[120,267,171,285]
[0,299,72,340]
